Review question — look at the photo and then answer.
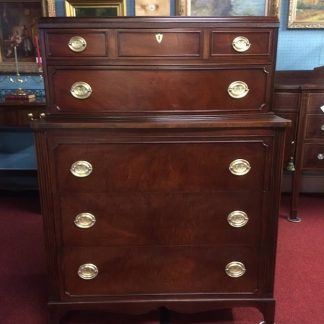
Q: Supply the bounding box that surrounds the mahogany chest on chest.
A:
[33,17,288,323]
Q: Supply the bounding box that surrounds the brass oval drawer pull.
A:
[229,159,251,176]
[232,36,251,52]
[225,261,246,278]
[227,81,249,99]
[321,125,324,131]
[70,82,92,99]
[68,36,87,52]
[227,210,249,228]
[78,263,98,280]
[317,153,324,160]
[70,160,93,177]
[74,213,96,229]
[320,105,324,113]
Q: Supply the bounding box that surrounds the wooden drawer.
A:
[303,144,324,169]
[272,92,299,111]
[211,30,273,57]
[62,246,259,297]
[54,142,269,192]
[48,66,271,114]
[307,93,324,113]
[60,192,263,246]
[117,30,201,58]
[305,115,324,139]
[45,31,108,57]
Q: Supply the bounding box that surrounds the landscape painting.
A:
[288,0,324,28]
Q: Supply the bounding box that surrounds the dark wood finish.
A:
[0,100,45,127]
[33,17,287,324]
[274,67,324,220]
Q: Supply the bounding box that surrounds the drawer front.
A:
[45,31,108,57]
[62,246,259,296]
[48,67,270,114]
[117,30,201,58]
[211,31,272,57]
[307,93,324,113]
[272,92,299,111]
[54,142,269,192]
[60,192,263,246]
[303,144,324,169]
[305,115,324,139]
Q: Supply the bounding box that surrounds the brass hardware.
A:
[155,33,163,43]
[227,81,249,99]
[286,157,296,172]
[68,36,87,52]
[70,161,93,177]
[28,112,46,120]
[70,82,92,99]
[321,125,324,131]
[225,261,246,278]
[232,36,251,52]
[317,153,324,160]
[320,105,324,113]
[227,210,249,228]
[229,159,251,176]
[74,213,96,229]
[78,263,98,280]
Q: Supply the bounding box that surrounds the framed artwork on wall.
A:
[0,0,53,72]
[135,0,171,16]
[176,0,280,17]
[65,0,127,17]
[288,0,324,28]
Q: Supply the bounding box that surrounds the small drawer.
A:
[47,66,271,114]
[45,31,108,57]
[62,246,259,296]
[305,115,324,139]
[54,142,269,193]
[303,144,324,169]
[60,192,263,246]
[117,30,201,58]
[307,93,324,113]
[211,30,272,57]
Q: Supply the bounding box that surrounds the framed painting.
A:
[65,0,126,17]
[176,0,280,17]
[0,0,53,72]
[135,0,170,16]
[288,0,324,28]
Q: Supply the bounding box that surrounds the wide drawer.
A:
[47,66,271,114]
[62,246,259,297]
[307,93,324,113]
[305,115,324,139]
[211,30,273,57]
[54,142,269,192]
[45,31,108,57]
[303,144,324,169]
[117,30,201,58]
[60,192,263,246]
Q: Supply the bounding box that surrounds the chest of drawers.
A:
[33,17,288,323]
[273,68,324,221]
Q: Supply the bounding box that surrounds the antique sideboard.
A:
[273,67,324,221]
[32,17,289,323]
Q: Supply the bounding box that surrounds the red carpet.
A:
[0,192,323,324]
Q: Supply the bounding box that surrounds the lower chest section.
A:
[40,128,279,299]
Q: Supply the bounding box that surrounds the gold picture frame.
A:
[288,0,324,28]
[0,0,54,73]
[176,0,280,17]
[65,0,126,17]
